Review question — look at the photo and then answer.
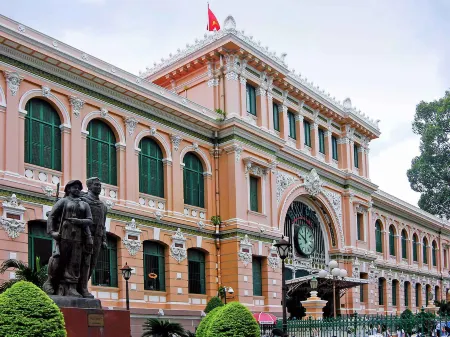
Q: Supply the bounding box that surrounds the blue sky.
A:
[3,0,449,207]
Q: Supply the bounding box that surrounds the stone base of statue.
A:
[300,291,328,320]
[51,296,131,337]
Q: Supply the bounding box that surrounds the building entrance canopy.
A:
[286,275,369,296]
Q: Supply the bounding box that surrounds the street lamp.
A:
[317,260,347,318]
[120,262,132,310]
[221,286,234,304]
[274,236,291,337]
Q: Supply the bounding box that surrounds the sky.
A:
[2,0,449,207]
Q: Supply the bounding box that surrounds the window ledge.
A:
[247,210,267,218]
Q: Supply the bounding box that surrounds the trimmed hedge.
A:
[196,306,223,337]
[204,296,224,313]
[0,281,66,337]
[207,302,260,337]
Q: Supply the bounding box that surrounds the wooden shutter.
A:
[252,257,262,296]
[250,176,259,212]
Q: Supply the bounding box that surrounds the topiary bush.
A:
[204,296,224,313]
[0,280,66,337]
[207,302,260,337]
[196,306,223,337]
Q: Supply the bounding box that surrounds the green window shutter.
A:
[273,103,280,131]
[389,227,395,256]
[87,120,117,186]
[423,240,428,264]
[24,98,62,171]
[143,242,166,291]
[402,231,407,259]
[354,144,359,168]
[246,84,256,116]
[375,222,383,253]
[332,136,338,160]
[413,236,418,261]
[378,279,384,305]
[303,120,311,147]
[252,257,262,296]
[183,153,204,208]
[287,111,296,139]
[188,250,206,294]
[318,129,325,154]
[139,138,164,197]
[249,176,259,212]
[392,282,397,306]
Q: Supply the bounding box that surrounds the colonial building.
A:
[0,14,448,336]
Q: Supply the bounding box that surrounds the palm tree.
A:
[0,257,48,293]
[142,318,186,337]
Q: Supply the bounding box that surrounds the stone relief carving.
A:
[170,228,187,263]
[124,116,138,136]
[4,71,23,96]
[69,96,85,118]
[276,171,299,203]
[238,235,253,266]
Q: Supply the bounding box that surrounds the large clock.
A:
[296,225,315,256]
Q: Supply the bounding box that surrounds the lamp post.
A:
[120,262,132,310]
[274,236,291,337]
[317,260,347,318]
[221,286,234,304]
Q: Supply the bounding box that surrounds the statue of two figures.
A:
[43,177,108,298]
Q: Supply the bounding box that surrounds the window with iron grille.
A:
[356,213,363,241]
[188,249,205,294]
[303,120,311,147]
[25,98,62,171]
[249,176,259,212]
[332,136,338,160]
[375,221,383,253]
[183,153,204,208]
[423,238,428,264]
[389,226,396,256]
[318,128,325,154]
[401,230,407,259]
[87,119,117,186]
[287,111,296,139]
[432,241,437,267]
[246,84,257,116]
[92,235,118,287]
[413,235,418,261]
[354,144,359,168]
[139,137,164,198]
[392,281,397,306]
[378,278,384,305]
[273,103,280,131]
[143,241,165,291]
[252,257,262,296]
[28,220,52,271]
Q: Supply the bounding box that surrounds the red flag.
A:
[207,5,220,31]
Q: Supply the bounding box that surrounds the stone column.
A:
[256,87,267,129]
[279,104,289,142]
[295,114,304,150]
[325,130,332,163]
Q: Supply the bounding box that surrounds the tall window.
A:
[287,111,296,139]
[389,226,396,256]
[401,230,408,259]
[356,213,363,241]
[183,153,204,208]
[413,234,418,262]
[87,120,117,186]
[378,278,385,305]
[423,237,428,264]
[252,257,263,296]
[304,120,311,147]
[246,83,257,116]
[273,103,280,131]
[318,128,325,154]
[28,220,52,271]
[249,176,259,212]
[92,234,118,287]
[188,249,206,294]
[354,144,359,168]
[25,98,61,171]
[375,220,383,253]
[404,282,410,307]
[143,241,165,291]
[332,136,338,160]
[139,138,164,197]
[432,241,437,267]
[392,280,398,306]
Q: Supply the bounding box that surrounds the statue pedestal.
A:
[51,296,131,337]
[300,291,328,320]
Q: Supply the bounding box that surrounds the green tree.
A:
[141,318,186,337]
[204,296,224,313]
[407,91,450,218]
[0,281,66,337]
[0,257,47,293]
[208,302,260,337]
[196,306,223,337]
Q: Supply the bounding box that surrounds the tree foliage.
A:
[141,318,186,337]
[407,91,450,218]
[196,306,223,337]
[204,296,224,313]
[208,302,260,337]
[0,281,66,337]
[0,258,48,293]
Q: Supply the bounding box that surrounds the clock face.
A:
[297,225,315,256]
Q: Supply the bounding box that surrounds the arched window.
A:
[28,220,52,270]
[87,120,117,186]
[92,234,118,287]
[423,237,428,264]
[188,249,205,294]
[143,241,165,291]
[404,281,410,308]
[183,153,204,208]
[432,241,437,267]
[25,98,61,171]
[413,234,418,262]
[375,220,383,253]
[401,230,408,259]
[389,225,396,256]
[139,138,164,197]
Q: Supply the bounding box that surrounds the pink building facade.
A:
[0,14,448,335]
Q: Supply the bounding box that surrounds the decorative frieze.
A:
[4,71,23,96]
[170,228,187,263]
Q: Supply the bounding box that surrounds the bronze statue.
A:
[78,177,108,298]
[43,180,93,297]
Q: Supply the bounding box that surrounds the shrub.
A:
[208,302,260,337]
[0,281,66,337]
[204,296,224,313]
[196,306,223,337]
